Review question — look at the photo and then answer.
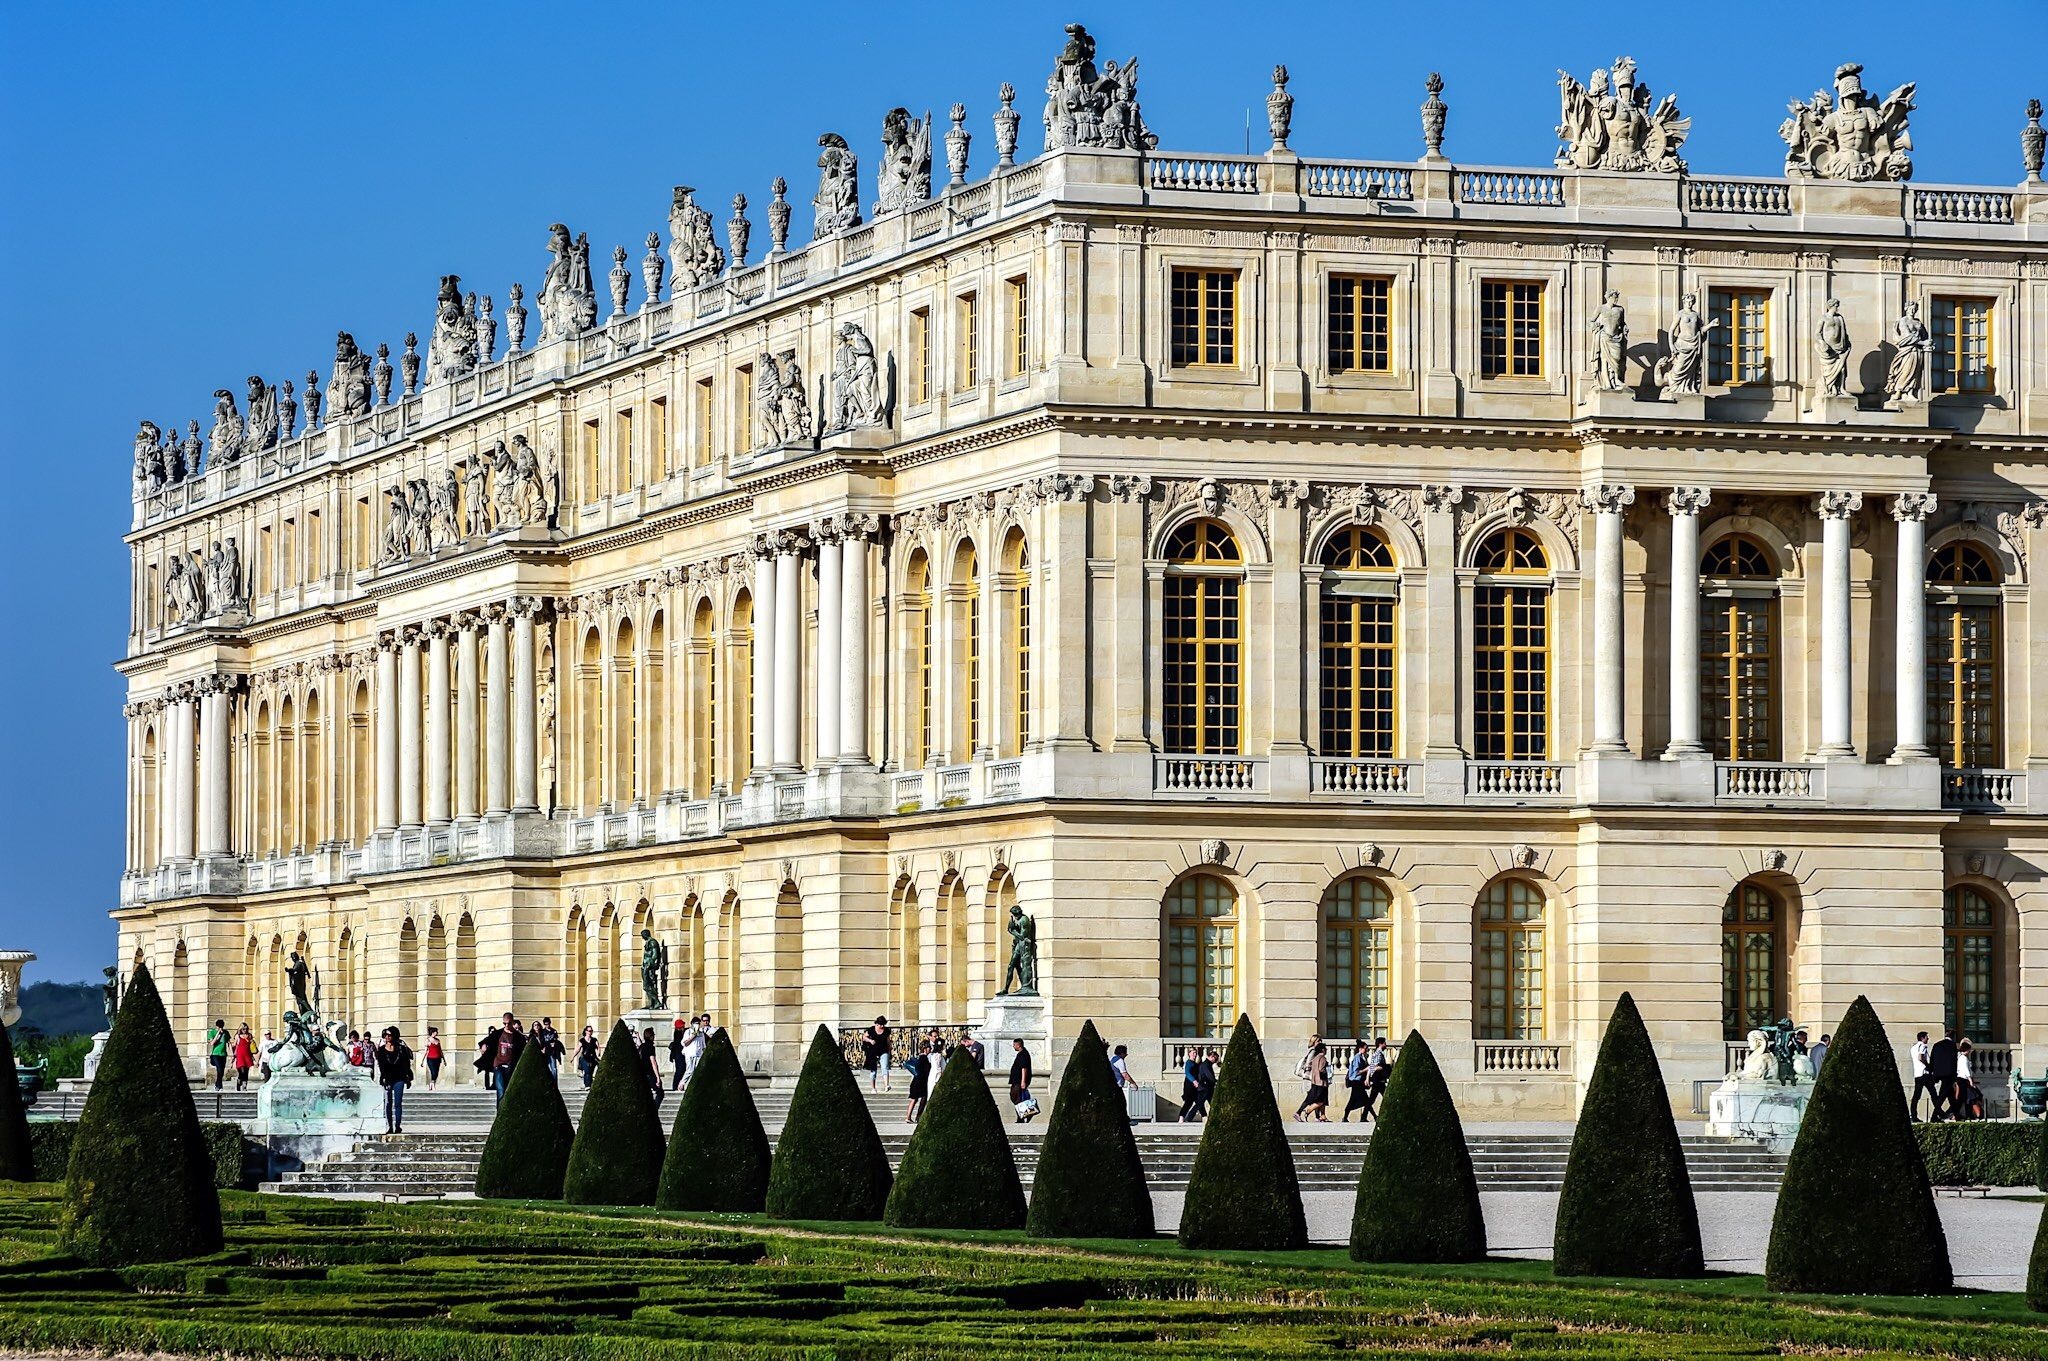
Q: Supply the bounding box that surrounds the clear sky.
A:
[1,0,2041,984]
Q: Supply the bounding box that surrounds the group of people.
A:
[1909,1030,1987,1121]
[645,1015,716,1102]
[856,1016,1059,1125]
[1292,1036,1394,1123]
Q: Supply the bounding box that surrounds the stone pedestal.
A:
[1577,386,1651,418]
[1706,1077,1813,1151]
[0,949,34,1028]
[974,993,1049,1073]
[81,1032,112,1081]
[1807,393,1863,425]
[622,1008,680,1043]
[255,1069,384,1176]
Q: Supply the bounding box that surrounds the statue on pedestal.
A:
[428,275,480,382]
[135,421,165,495]
[669,187,726,291]
[1555,57,1689,173]
[208,389,245,466]
[538,223,597,342]
[638,929,668,1010]
[245,376,279,455]
[1781,63,1916,182]
[1655,292,1716,399]
[828,322,885,431]
[330,332,374,419]
[1587,291,1629,390]
[1042,24,1156,152]
[1885,300,1930,403]
[998,905,1039,996]
[874,107,933,214]
[813,134,862,238]
[1816,298,1853,397]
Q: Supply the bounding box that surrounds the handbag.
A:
[1013,1096,1041,1118]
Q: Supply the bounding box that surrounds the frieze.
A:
[1311,483,1425,546]
[1916,256,2020,280]
[1451,240,1570,261]
[1684,249,1795,269]
[1469,487,1581,554]
[1305,235,1412,255]
[1149,476,1272,555]
[1146,227,1270,250]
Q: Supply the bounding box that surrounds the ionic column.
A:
[1663,487,1711,760]
[812,522,843,768]
[751,540,776,779]
[840,519,874,763]
[455,615,481,819]
[773,539,802,770]
[375,635,399,833]
[1891,492,1937,762]
[1584,482,1635,754]
[1420,484,1464,758]
[398,627,424,827]
[169,689,196,860]
[511,601,539,813]
[1816,491,1863,758]
[199,677,234,855]
[426,622,452,825]
[485,607,510,815]
[978,543,1004,760]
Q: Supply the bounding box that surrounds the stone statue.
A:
[994,82,1021,168]
[489,440,520,525]
[163,423,189,483]
[374,343,394,406]
[775,350,812,446]
[998,905,1038,995]
[205,542,227,610]
[245,376,279,454]
[1816,299,1853,397]
[431,468,461,547]
[279,380,297,441]
[330,332,373,418]
[505,282,527,354]
[1781,63,1916,182]
[406,478,432,553]
[814,134,862,239]
[1886,300,1930,403]
[1555,57,1689,173]
[539,223,598,341]
[303,371,322,431]
[165,554,205,623]
[1655,292,1716,399]
[208,388,245,466]
[829,321,885,430]
[221,537,245,611]
[753,354,784,451]
[638,929,668,1010]
[381,486,411,562]
[767,177,791,255]
[100,966,120,1025]
[1042,24,1157,152]
[510,432,552,524]
[1266,67,1293,151]
[727,194,750,270]
[668,187,725,290]
[476,294,496,363]
[429,275,480,382]
[462,455,490,537]
[135,421,165,495]
[537,671,558,814]
[1587,291,1628,391]
[875,107,933,214]
[1740,1029,1774,1081]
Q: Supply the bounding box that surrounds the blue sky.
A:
[1,0,2041,984]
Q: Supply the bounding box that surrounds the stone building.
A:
[116,38,2048,1115]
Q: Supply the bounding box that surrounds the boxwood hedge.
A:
[28,1120,246,1188]
[1913,1121,2045,1188]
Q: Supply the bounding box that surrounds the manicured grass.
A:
[0,1183,2041,1359]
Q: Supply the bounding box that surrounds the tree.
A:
[657,1028,769,1212]
[1349,1031,1484,1262]
[1028,1020,1153,1239]
[0,1020,32,1181]
[474,1038,574,1200]
[1765,996,1951,1295]
[58,965,223,1264]
[766,1024,892,1221]
[884,1049,1026,1230]
[2029,1181,2048,1313]
[1553,992,1703,1277]
[1178,1017,1306,1250]
[562,1020,665,1206]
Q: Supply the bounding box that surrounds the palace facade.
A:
[116,38,2048,1114]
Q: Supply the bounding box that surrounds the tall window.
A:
[1170,267,1238,368]
[692,603,716,797]
[1479,280,1544,378]
[907,555,933,766]
[1477,878,1545,1040]
[730,592,754,780]
[1700,536,1779,761]
[581,419,601,500]
[693,378,714,467]
[1926,542,2001,770]
[1472,528,1550,761]
[1005,275,1030,377]
[735,365,755,450]
[612,408,634,496]
[1942,886,2001,1041]
[1721,882,1784,1040]
[1165,873,1238,1038]
[1327,275,1392,374]
[650,397,669,480]
[1932,297,1993,394]
[1007,535,1032,755]
[1322,876,1392,1040]
[954,545,981,761]
[1161,520,1242,754]
[1319,526,1398,757]
[1708,288,1771,386]
[910,307,932,405]
[954,292,979,391]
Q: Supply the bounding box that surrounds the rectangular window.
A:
[145,563,159,629]
[353,496,372,570]
[650,397,670,479]
[954,292,979,391]
[1170,267,1238,367]
[1005,275,1030,377]
[612,408,634,495]
[1933,297,1993,394]
[735,365,755,450]
[1319,593,1397,758]
[1708,289,1771,386]
[910,308,932,405]
[1162,575,1242,754]
[693,379,714,468]
[1478,280,1544,379]
[281,519,297,588]
[1701,596,1778,761]
[257,525,274,596]
[1327,275,1392,375]
[307,509,323,579]
[1473,583,1549,760]
[581,420,601,501]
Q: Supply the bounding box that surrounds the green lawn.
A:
[0,1184,2040,1359]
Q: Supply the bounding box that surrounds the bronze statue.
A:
[639,929,668,1010]
[999,905,1039,996]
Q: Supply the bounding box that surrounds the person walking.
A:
[667,1019,688,1091]
[1808,1032,1831,1075]
[422,1027,443,1090]
[258,1030,275,1083]
[904,1040,932,1124]
[232,1024,256,1090]
[373,1026,414,1135]
[1954,1039,1983,1120]
[683,1015,709,1087]
[1925,1030,1960,1122]
[575,1025,600,1086]
[1359,1037,1392,1121]
[638,1026,663,1105]
[1179,1050,1204,1121]
[1009,1038,1038,1122]
[537,1018,565,1077]
[482,1013,525,1105]
[1909,1031,1937,1120]
[1293,1038,1331,1121]
[206,1020,230,1090]
[861,1015,893,1092]
[1340,1043,1370,1121]
[1193,1048,1220,1119]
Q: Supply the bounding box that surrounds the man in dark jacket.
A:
[1009,1038,1035,1122]
[1924,1031,1959,1122]
[481,1013,526,1105]
[373,1026,415,1134]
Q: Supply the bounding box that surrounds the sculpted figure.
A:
[329,332,373,418]
[813,134,862,238]
[1885,300,1930,403]
[404,479,432,553]
[874,107,933,213]
[462,455,490,537]
[1587,291,1629,391]
[135,421,165,494]
[220,537,244,610]
[999,905,1038,995]
[428,274,480,381]
[381,486,411,562]
[161,423,187,484]
[1781,63,1915,181]
[1815,299,1853,397]
[667,186,726,291]
[208,388,245,466]
[430,468,461,548]
[510,432,551,524]
[489,440,521,525]
[1655,292,1717,399]
[753,353,783,450]
[776,349,812,446]
[1556,57,1688,173]
[638,929,668,1010]
[179,550,207,620]
[245,376,279,454]
[163,555,191,622]
[1042,24,1158,152]
[829,321,884,430]
[536,673,558,814]
[538,222,598,341]
[205,542,227,609]
[1741,1029,1774,1081]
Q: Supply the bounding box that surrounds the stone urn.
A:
[0,950,32,1028]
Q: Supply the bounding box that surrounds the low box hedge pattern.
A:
[1913,1121,2047,1188]
[27,1122,247,1189]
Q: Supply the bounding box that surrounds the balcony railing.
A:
[1309,757,1420,798]
[1456,169,1565,207]
[1147,154,1260,194]
[1716,762,1824,802]
[1942,768,2025,811]
[1474,1041,1569,1075]
[1155,755,1267,795]
[1465,761,1572,800]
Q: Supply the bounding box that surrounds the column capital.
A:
[454,610,486,633]
[1421,482,1465,514]
[1816,490,1864,520]
[1892,491,1938,523]
[770,527,809,557]
[424,618,455,642]
[841,511,882,542]
[191,672,243,699]
[1665,485,1712,517]
[750,532,779,561]
[483,600,510,624]
[1581,482,1636,514]
[809,517,846,546]
[376,629,402,653]
[507,594,551,621]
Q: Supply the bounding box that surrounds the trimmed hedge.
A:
[766,1025,892,1221]
[1913,1121,2045,1188]
[562,1021,664,1206]
[1178,1017,1306,1251]
[58,964,224,1264]
[884,1049,1027,1230]
[475,1038,574,1200]
[1766,996,1951,1295]
[28,1120,246,1188]
[0,1021,29,1180]
[1027,1020,1153,1240]
[1350,1030,1485,1263]
[1553,992,1702,1278]
[658,1028,769,1212]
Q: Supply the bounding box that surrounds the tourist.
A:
[639,1026,663,1105]
[534,1018,564,1077]
[232,1024,256,1090]
[683,1015,708,1085]
[1954,1039,1983,1121]
[259,1029,275,1082]
[861,1015,893,1091]
[961,1032,984,1069]
[1924,1030,1959,1121]
[1909,1031,1937,1120]
[904,1041,932,1123]
[1340,1043,1370,1121]
[575,1025,599,1086]
[1360,1037,1392,1120]
[373,1026,414,1135]
[207,1019,230,1090]
[1010,1038,1037,1122]
[481,1013,525,1104]
[1110,1043,1136,1090]
[1194,1048,1221,1119]
[1809,1032,1831,1074]
[422,1027,443,1090]
[668,1019,688,1090]
[1178,1049,1204,1121]
[346,1030,368,1067]
[1294,1037,1331,1122]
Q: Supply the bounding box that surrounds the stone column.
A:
[1583,483,1635,754]
[1041,478,1095,749]
[456,615,481,819]
[1892,492,1937,762]
[751,540,776,779]
[840,517,875,763]
[375,635,399,833]
[1421,485,1464,757]
[511,601,540,813]
[169,689,196,860]
[199,677,234,856]
[1663,487,1711,759]
[398,627,423,827]
[1816,491,1863,758]
[426,623,452,825]
[813,522,843,769]
[773,538,802,770]
[978,540,1004,759]
[485,608,510,815]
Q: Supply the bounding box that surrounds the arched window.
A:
[719,891,742,1035]
[685,896,707,1014]
[1322,876,1393,1040]
[277,696,296,852]
[578,628,603,811]
[889,876,920,1026]
[646,612,667,796]
[951,542,981,762]
[564,907,588,1029]
[1700,536,1779,761]
[253,700,274,856]
[1319,526,1398,758]
[906,553,933,766]
[1472,528,1550,761]
[611,618,637,806]
[139,724,159,868]
[1476,878,1545,1039]
[691,602,716,797]
[1004,530,1031,756]
[1721,882,1784,1040]
[1162,520,1243,754]
[729,592,754,781]
[1165,872,1238,1038]
[1942,885,2001,1041]
[302,690,323,846]
[1926,543,2001,771]
[349,682,372,844]
[937,874,969,1021]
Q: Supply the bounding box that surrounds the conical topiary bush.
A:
[475,1036,574,1200]
[884,1049,1026,1230]
[657,1028,769,1211]
[1553,992,1702,1277]
[1765,996,1951,1295]
[0,1020,31,1181]
[1178,1017,1306,1250]
[2030,1190,2048,1313]
[2036,1112,2048,1194]
[766,1024,892,1221]
[58,965,223,1264]
[1349,1031,1484,1262]
[562,1020,665,1206]
[1028,1020,1153,1239]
